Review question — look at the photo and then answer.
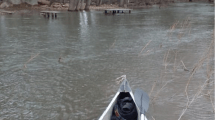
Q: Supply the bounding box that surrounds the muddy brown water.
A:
[0,2,214,120]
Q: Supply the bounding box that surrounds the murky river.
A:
[0,2,214,120]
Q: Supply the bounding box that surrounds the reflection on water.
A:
[0,3,214,120]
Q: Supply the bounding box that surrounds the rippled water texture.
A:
[0,2,214,120]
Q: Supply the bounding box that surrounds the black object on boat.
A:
[111,92,138,120]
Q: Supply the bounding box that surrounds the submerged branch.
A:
[24,53,40,68]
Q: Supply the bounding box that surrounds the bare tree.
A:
[135,0,138,6]
[68,0,76,11]
[85,0,91,10]
[107,0,112,4]
[80,0,84,10]
[119,0,124,7]
[99,0,103,5]
[75,0,81,10]
[96,0,99,6]
[124,0,128,7]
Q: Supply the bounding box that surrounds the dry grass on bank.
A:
[178,39,214,120]
[144,19,214,119]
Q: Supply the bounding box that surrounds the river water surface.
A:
[0,2,214,120]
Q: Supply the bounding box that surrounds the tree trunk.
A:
[68,0,76,11]
[119,0,124,7]
[75,0,81,10]
[135,0,138,6]
[110,0,113,4]
[50,0,54,6]
[107,0,110,4]
[96,0,100,6]
[85,0,90,10]
[80,0,84,10]
[99,0,103,5]
[124,0,128,7]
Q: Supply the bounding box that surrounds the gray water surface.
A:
[0,3,214,120]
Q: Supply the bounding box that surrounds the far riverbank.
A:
[0,0,213,14]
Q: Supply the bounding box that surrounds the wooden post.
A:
[52,13,54,18]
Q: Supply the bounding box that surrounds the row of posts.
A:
[105,10,131,15]
[43,13,57,19]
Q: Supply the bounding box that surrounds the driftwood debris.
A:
[38,0,50,5]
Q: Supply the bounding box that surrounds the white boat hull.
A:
[99,79,148,120]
